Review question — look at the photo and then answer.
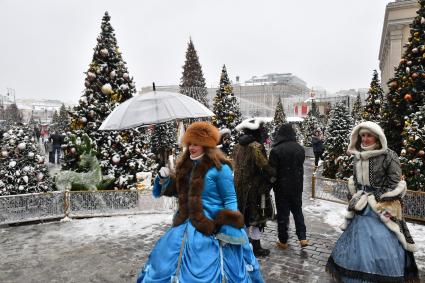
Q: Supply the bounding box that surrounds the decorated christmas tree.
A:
[64,12,155,189]
[212,65,242,148]
[271,97,287,141]
[322,102,353,179]
[382,1,425,154]
[302,100,321,147]
[151,122,177,168]
[0,125,54,196]
[351,92,363,124]
[362,70,384,123]
[400,106,425,191]
[179,38,209,108]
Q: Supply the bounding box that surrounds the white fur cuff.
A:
[380,180,407,199]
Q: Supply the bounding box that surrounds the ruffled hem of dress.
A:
[216,232,246,245]
[325,256,420,283]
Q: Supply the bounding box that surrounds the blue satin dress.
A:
[137,163,264,283]
[327,204,407,282]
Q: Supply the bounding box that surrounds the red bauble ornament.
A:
[418,150,425,157]
[404,93,413,101]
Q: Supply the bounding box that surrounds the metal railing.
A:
[311,173,425,222]
[0,188,177,225]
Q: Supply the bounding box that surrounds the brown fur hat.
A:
[182,121,220,148]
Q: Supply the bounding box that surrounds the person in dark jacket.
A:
[269,123,308,249]
[49,131,63,164]
[233,118,276,257]
[311,129,324,169]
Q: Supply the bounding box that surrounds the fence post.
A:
[63,190,70,220]
[311,172,316,199]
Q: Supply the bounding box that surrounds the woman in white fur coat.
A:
[326,121,419,283]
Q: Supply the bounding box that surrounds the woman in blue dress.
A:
[326,121,419,282]
[137,121,264,283]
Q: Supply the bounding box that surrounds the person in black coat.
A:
[269,123,308,249]
[311,129,324,168]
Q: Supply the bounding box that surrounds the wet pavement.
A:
[0,158,423,283]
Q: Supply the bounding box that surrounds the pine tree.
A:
[5,103,22,125]
[351,92,363,124]
[212,65,242,149]
[302,100,321,147]
[180,38,209,108]
[151,121,177,167]
[271,97,287,140]
[63,12,154,189]
[362,70,384,123]
[322,102,354,179]
[382,1,425,154]
[58,104,70,133]
[0,125,54,196]
[51,110,59,131]
[400,106,425,191]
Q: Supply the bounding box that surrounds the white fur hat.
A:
[235,117,271,132]
[347,121,387,154]
[219,128,231,136]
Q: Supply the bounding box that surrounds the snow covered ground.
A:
[304,199,425,270]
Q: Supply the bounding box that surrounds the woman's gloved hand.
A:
[158,167,170,179]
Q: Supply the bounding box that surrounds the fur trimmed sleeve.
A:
[380,150,406,200]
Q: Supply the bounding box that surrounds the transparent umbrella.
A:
[99,91,214,130]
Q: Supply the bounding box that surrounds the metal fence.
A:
[0,189,177,225]
[311,174,425,222]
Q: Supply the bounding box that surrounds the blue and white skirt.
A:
[137,220,264,283]
[326,205,418,283]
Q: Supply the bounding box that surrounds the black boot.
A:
[252,239,270,257]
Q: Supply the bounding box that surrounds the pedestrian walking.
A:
[326,121,419,282]
[136,121,264,283]
[269,123,308,250]
[312,129,324,170]
[49,131,62,164]
[217,127,231,156]
[233,117,275,257]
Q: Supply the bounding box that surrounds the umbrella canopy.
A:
[99,91,214,130]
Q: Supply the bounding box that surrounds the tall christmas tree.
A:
[382,1,425,154]
[400,105,425,191]
[351,92,363,124]
[322,102,354,179]
[180,38,209,108]
[271,97,287,140]
[212,65,242,145]
[302,100,321,147]
[362,70,384,123]
[63,12,154,189]
[0,125,54,196]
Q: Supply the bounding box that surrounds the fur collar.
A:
[173,153,243,235]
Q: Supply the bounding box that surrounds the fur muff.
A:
[173,149,241,236]
[182,121,220,148]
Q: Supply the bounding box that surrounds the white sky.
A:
[0,0,394,103]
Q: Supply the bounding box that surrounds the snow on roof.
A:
[287,116,304,122]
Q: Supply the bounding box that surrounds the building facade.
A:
[379,0,418,92]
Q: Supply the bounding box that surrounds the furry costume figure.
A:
[233,117,275,257]
[137,121,265,283]
[326,121,419,283]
